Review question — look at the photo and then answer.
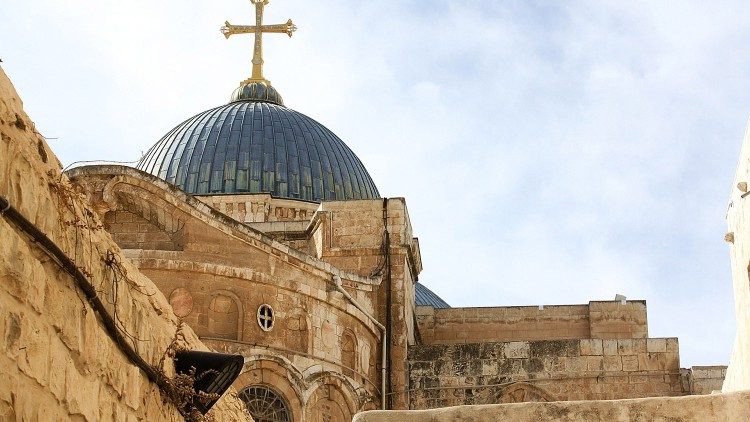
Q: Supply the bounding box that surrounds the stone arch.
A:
[498,382,556,403]
[206,289,243,340]
[235,356,304,421]
[341,329,357,378]
[100,176,186,239]
[244,353,306,390]
[304,374,358,422]
[285,307,311,354]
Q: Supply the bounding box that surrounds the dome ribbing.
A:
[137,101,379,202]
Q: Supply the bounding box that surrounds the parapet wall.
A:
[416,301,647,344]
[355,390,750,422]
[407,337,682,409]
[689,366,727,395]
[0,68,249,420]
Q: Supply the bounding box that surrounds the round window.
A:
[257,304,274,331]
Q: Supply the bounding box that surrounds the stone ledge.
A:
[355,390,750,422]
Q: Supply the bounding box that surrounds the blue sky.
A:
[2,0,748,367]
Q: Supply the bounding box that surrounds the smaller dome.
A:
[231,80,284,106]
[415,283,450,308]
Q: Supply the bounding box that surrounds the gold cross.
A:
[221,0,297,84]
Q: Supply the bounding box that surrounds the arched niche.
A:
[103,209,182,251]
[341,330,357,378]
[206,290,243,340]
[284,307,311,354]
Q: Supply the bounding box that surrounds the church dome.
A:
[137,100,379,202]
[415,282,450,308]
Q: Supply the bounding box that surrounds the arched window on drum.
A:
[341,330,357,378]
[239,385,292,422]
[207,292,240,340]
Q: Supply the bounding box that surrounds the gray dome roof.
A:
[415,282,450,308]
[137,101,379,202]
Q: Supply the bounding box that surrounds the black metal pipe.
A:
[381,197,393,409]
[0,195,174,401]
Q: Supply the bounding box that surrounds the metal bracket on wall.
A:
[174,350,244,414]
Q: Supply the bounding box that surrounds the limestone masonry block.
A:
[647,338,668,353]
[622,355,639,372]
[581,339,603,356]
[504,342,530,359]
[603,340,618,355]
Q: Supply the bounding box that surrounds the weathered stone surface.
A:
[417,301,649,346]
[354,390,750,422]
[407,336,685,408]
[724,119,750,392]
[690,366,727,394]
[68,161,427,414]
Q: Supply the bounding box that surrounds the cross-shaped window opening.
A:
[257,304,274,331]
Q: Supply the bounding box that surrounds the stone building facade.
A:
[66,162,722,419]
[0,59,733,420]
[68,165,420,419]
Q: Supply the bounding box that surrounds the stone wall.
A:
[417,305,590,343]
[354,390,750,422]
[0,67,249,420]
[689,366,727,395]
[104,210,184,251]
[416,301,647,345]
[724,118,750,391]
[316,198,422,409]
[407,337,683,409]
[588,301,648,339]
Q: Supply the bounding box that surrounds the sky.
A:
[2,0,749,367]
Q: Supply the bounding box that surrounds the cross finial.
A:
[221,0,297,85]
